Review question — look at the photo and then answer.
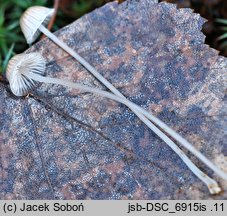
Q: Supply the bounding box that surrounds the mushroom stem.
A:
[40,24,227,181]
[23,70,222,194]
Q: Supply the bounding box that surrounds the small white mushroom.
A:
[6,52,46,96]
[19,7,227,183]
[6,52,225,194]
[20,6,54,44]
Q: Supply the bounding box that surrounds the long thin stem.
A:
[39,24,227,181]
[41,0,59,40]
[24,71,222,194]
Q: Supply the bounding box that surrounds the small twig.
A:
[41,0,60,40]
[0,75,4,82]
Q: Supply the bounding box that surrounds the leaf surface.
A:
[0,0,226,199]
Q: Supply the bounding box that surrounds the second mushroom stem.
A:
[39,24,227,181]
[24,71,221,194]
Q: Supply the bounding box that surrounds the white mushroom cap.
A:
[6,53,46,96]
[20,6,54,44]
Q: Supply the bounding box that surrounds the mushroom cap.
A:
[6,53,46,96]
[20,6,54,44]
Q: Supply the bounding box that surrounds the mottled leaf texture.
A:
[0,0,227,199]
